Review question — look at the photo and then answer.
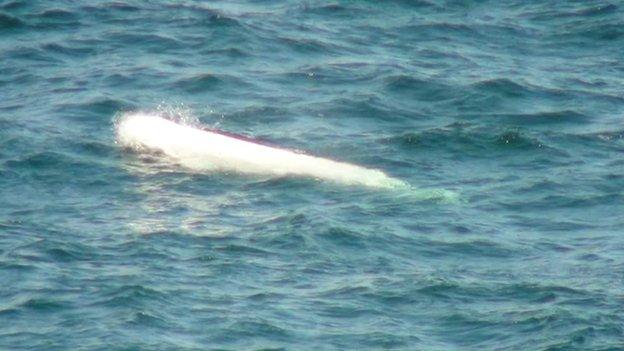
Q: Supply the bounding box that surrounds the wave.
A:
[320,96,414,122]
[0,1,26,11]
[57,97,131,122]
[527,3,618,21]
[479,110,590,125]
[384,75,459,102]
[405,22,477,36]
[97,284,168,308]
[567,3,618,17]
[105,32,185,51]
[553,129,624,153]
[199,47,249,58]
[277,61,395,86]
[365,0,436,8]
[3,46,62,63]
[41,42,94,57]
[386,123,554,156]
[78,2,142,25]
[0,13,24,30]
[27,8,82,30]
[111,3,141,12]
[277,36,343,55]
[471,78,536,98]
[5,151,72,170]
[37,9,78,21]
[559,23,623,42]
[174,73,251,93]
[299,3,370,18]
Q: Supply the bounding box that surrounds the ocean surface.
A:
[1,1,623,350]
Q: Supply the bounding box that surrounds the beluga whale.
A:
[116,112,408,189]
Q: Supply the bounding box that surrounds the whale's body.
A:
[116,113,407,189]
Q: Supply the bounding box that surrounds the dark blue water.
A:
[1,1,623,350]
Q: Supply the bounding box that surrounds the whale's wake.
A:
[116,112,455,199]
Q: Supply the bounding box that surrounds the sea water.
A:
[1,1,623,350]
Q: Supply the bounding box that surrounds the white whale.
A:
[116,112,408,189]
